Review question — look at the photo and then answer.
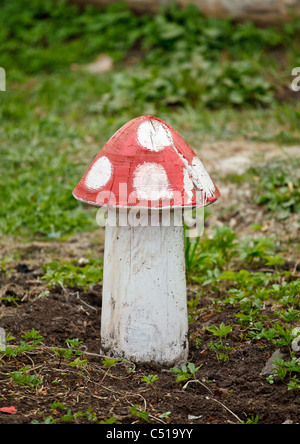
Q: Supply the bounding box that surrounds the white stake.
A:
[100,209,188,366]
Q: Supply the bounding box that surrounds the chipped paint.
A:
[191,156,216,198]
[183,169,194,204]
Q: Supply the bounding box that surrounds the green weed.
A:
[187,295,201,324]
[102,357,120,368]
[249,158,300,219]
[187,225,283,287]
[32,405,98,424]
[141,374,159,385]
[52,338,83,363]
[248,322,295,348]
[238,236,281,266]
[267,357,300,390]
[227,158,300,220]
[206,322,234,360]
[99,416,121,424]
[10,366,43,388]
[141,374,159,402]
[1,0,279,109]
[41,258,103,289]
[169,362,202,383]
[206,322,233,340]
[1,330,44,357]
[129,404,150,423]
[67,357,87,368]
[241,414,259,424]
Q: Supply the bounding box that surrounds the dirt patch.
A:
[0,265,299,425]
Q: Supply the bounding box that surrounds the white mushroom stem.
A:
[100,209,188,366]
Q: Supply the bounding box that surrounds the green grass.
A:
[186,224,299,386]
[41,257,103,289]
[226,157,300,219]
[0,0,300,240]
[249,158,300,219]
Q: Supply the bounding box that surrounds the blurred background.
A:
[0,0,299,240]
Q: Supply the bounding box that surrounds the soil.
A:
[0,140,299,425]
[0,265,299,425]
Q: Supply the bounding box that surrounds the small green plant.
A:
[184,225,201,274]
[10,366,43,388]
[207,340,235,361]
[65,339,83,356]
[169,362,202,383]
[141,374,159,402]
[73,408,97,422]
[248,322,294,348]
[51,401,67,411]
[52,338,83,363]
[216,352,230,362]
[21,329,44,342]
[187,295,200,323]
[32,417,56,425]
[1,330,44,357]
[206,323,234,361]
[141,374,159,385]
[129,404,150,422]
[206,322,233,340]
[99,416,120,424]
[67,357,87,368]
[159,411,172,420]
[241,414,259,424]
[238,236,281,265]
[267,357,300,390]
[102,357,119,367]
[33,404,98,424]
[276,308,299,322]
[42,258,103,289]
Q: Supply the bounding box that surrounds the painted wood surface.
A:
[100,210,188,366]
[64,0,300,23]
[73,115,220,210]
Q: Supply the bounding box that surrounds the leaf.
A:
[0,406,17,414]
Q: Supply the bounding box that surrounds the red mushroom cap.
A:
[73,116,220,209]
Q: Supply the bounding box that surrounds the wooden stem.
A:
[100,209,188,366]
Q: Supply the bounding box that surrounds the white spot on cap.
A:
[137,120,172,152]
[190,157,215,197]
[133,162,173,201]
[85,156,112,191]
[183,169,194,204]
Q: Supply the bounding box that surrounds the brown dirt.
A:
[0,242,299,425]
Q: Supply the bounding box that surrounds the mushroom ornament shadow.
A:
[73,116,220,366]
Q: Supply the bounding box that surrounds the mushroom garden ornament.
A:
[73,116,220,366]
